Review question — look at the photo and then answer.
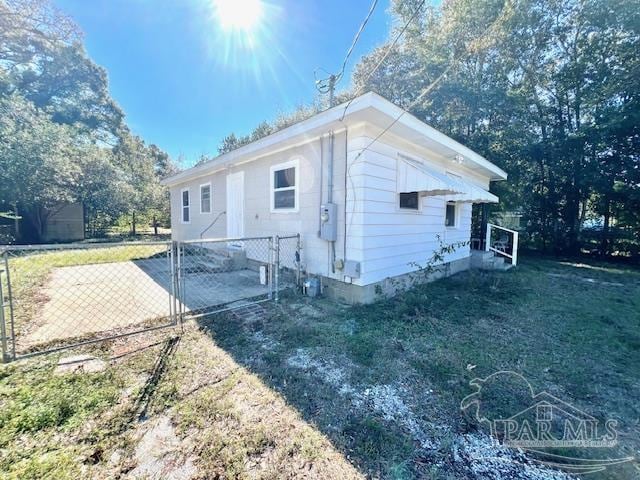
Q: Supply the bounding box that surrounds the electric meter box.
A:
[320,203,337,241]
[344,260,361,279]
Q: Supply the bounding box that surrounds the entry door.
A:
[226,171,245,245]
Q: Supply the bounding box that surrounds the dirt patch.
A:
[252,330,279,351]
[289,303,325,318]
[353,384,436,450]
[547,272,625,287]
[128,415,196,480]
[54,354,107,375]
[453,433,572,480]
[287,348,355,395]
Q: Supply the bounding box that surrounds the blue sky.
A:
[55,0,393,166]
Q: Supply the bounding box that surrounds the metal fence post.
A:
[3,252,15,361]
[275,235,280,303]
[267,237,273,301]
[296,234,301,287]
[0,266,8,363]
[178,242,185,324]
[169,241,177,326]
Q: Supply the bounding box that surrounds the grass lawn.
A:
[0,255,638,479]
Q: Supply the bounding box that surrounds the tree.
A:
[0,93,80,240]
[0,0,175,242]
[217,132,249,154]
[351,0,640,256]
[0,0,124,142]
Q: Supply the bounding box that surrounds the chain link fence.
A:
[0,234,302,361]
[176,236,274,319]
[275,235,302,300]
[0,242,177,360]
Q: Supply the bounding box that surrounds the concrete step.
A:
[471,251,494,268]
[185,248,248,274]
[195,259,232,273]
[182,252,233,273]
[471,250,514,271]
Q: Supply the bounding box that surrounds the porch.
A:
[470,222,519,271]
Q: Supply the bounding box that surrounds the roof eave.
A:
[161,91,508,186]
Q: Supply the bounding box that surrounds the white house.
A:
[161,92,508,303]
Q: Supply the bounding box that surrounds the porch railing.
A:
[200,211,226,239]
[485,223,519,266]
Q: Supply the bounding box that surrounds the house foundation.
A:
[319,255,471,304]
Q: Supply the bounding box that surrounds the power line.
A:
[339,0,428,121]
[315,0,380,104]
[344,0,513,236]
[349,0,512,163]
[349,65,452,165]
[335,0,379,83]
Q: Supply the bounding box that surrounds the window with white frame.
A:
[445,201,457,227]
[200,183,212,214]
[270,159,298,212]
[181,188,190,223]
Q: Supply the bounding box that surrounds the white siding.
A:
[346,134,479,286]
[170,132,351,281]
[170,173,227,241]
[170,126,492,287]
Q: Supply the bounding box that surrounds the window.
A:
[445,202,457,227]
[200,183,212,214]
[399,192,419,210]
[270,159,298,212]
[181,188,190,223]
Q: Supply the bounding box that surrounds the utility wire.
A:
[335,0,379,83]
[339,0,428,121]
[344,0,513,235]
[349,65,451,165]
[348,0,512,163]
[315,0,380,97]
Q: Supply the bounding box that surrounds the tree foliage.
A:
[351,0,640,256]
[215,102,325,155]
[0,0,175,241]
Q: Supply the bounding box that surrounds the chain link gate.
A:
[0,234,302,362]
[175,236,276,320]
[0,242,179,361]
[275,234,302,301]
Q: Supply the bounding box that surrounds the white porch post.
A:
[485,224,492,252]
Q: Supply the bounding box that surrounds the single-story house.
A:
[161,92,508,303]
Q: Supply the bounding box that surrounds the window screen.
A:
[399,192,419,210]
[445,202,456,227]
[272,165,296,210]
[181,189,190,223]
[200,184,211,213]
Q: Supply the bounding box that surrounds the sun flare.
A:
[213,0,264,32]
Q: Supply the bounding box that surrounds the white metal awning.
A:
[397,156,466,195]
[445,180,499,203]
[397,155,499,203]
